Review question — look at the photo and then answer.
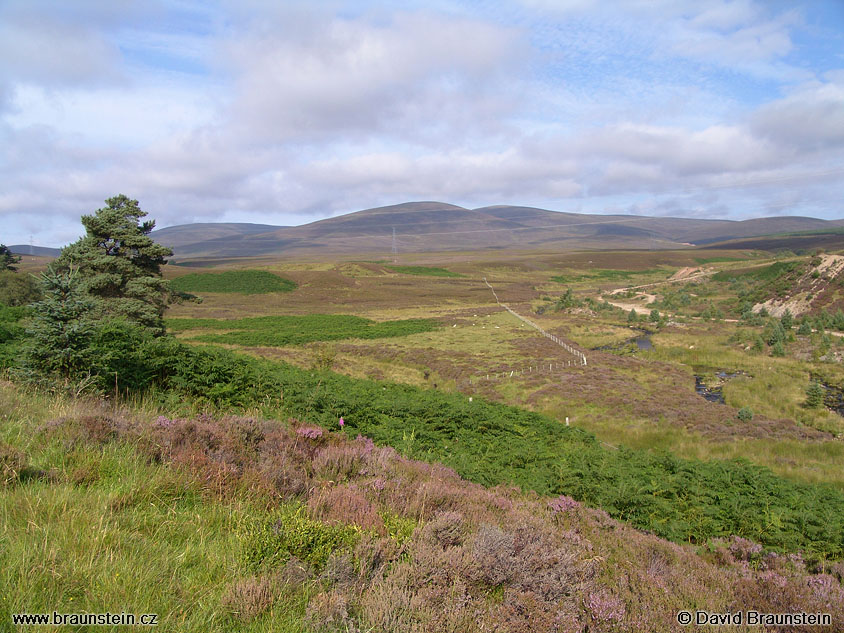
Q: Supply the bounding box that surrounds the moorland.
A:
[3,202,844,632]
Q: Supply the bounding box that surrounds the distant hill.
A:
[139,201,844,258]
[8,245,61,257]
[151,222,286,250]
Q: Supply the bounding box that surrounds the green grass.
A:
[551,268,664,284]
[712,261,801,283]
[694,256,750,264]
[385,265,463,278]
[0,390,307,632]
[168,314,439,347]
[170,270,297,295]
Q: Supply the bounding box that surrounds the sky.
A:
[1,0,843,247]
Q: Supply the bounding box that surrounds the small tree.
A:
[53,195,173,335]
[737,407,753,422]
[649,309,660,323]
[771,340,786,357]
[18,268,97,385]
[0,244,21,271]
[627,308,638,324]
[780,309,793,330]
[797,320,812,336]
[805,381,825,409]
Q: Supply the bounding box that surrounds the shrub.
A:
[0,270,41,306]
[737,407,753,422]
[423,511,464,547]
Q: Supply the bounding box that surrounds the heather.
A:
[2,387,841,632]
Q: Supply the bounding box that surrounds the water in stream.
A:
[693,371,745,405]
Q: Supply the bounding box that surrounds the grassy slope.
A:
[2,384,842,632]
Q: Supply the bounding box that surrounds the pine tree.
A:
[0,244,21,271]
[805,381,825,409]
[19,268,97,384]
[627,308,638,324]
[53,195,173,334]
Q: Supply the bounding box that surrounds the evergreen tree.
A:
[797,320,812,336]
[780,309,793,330]
[555,287,579,310]
[53,195,173,334]
[627,308,638,324]
[18,268,97,384]
[805,381,825,409]
[0,244,21,271]
[771,340,786,357]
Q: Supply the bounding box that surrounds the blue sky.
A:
[1,0,843,247]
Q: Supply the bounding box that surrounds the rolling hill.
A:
[150,201,844,259]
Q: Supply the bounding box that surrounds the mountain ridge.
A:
[149,201,844,258]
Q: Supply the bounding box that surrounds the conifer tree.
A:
[53,195,173,335]
[0,244,21,271]
[19,268,96,384]
[805,381,825,409]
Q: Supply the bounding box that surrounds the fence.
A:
[483,277,587,366]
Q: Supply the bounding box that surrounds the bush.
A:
[0,270,41,306]
[737,407,753,422]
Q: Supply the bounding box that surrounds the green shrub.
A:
[170,270,296,294]
[737,407,753,422]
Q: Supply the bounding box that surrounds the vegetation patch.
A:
[170,270,297,294]
[170,270,296,295]
[551,268,664,284]
[385,265,463,277]
[168,314,438,347]
[108,339,844,561]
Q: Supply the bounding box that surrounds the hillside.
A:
[3,383,842,632]
[149,202,844,259]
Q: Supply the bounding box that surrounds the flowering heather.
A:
[295,425,324,440]
[32,406,844,632]
[585,589,626,624]
[548,494,579,514]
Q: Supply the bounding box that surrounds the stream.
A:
[693,371,745,405]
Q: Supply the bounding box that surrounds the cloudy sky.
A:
[2,0,843,247]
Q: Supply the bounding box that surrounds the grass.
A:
[385,265,463,277]
[168,314,439,347]
[0,390,307,632]
[550,268,665,284]
[170,270,297,294]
